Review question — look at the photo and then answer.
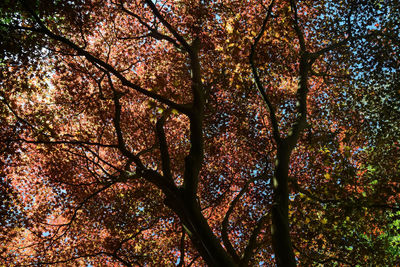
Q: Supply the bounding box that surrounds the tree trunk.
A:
[271,143,296,266]
[165,193,238,266]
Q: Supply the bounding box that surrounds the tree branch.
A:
[249,0,281,142]
[240,214,269,266]
[117,1,181,49]
[25,251,138,267]
[289,0,306,51]
[155,110,173,181]
[177,228,186,267]
[285,0,313,149]
[221,170,271,263]
[291,177,400,211]
[17,1,189,114]
[142,0,191,52]
[221,177,255,262]
[4,138,118,148]
[109,74,145,170]
[293,243,356,266]
[311,30,392,58]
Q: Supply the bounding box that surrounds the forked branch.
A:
[17,0,189,114]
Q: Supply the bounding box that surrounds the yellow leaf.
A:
[215,45,224,51]
[226,23,234,34]
[134,244,141,251]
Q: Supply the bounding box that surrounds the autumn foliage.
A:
[1,0,399,266]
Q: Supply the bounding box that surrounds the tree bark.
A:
[271,143,296,266]
[165,193,238,267]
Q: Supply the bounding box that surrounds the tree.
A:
[1,0,399,266]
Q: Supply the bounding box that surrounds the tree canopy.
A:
[1,0,399,266]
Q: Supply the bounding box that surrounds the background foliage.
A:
[1,0,399,266]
